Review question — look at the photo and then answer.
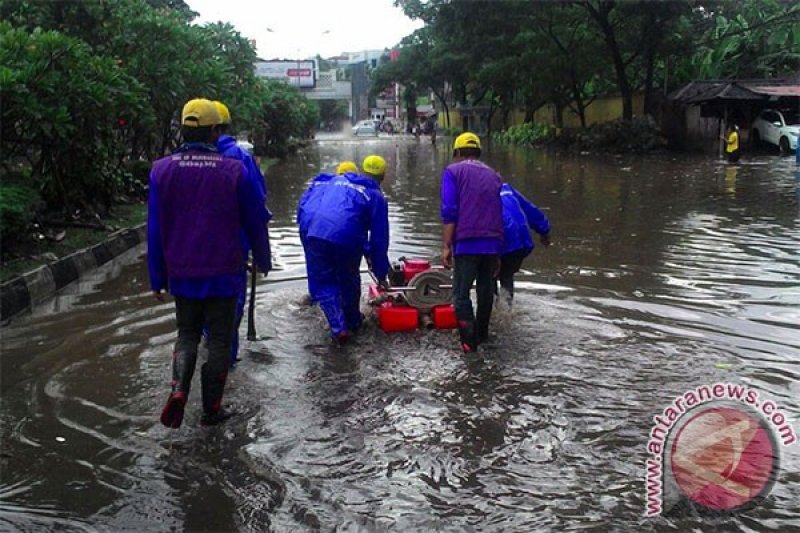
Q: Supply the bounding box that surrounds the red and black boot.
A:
[458,320,477,353]
[200,363,234,426]
[160,351,196,428]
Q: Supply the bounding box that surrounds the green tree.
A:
[0,0,320,249]
[250,80,318,158]
[688,0,800,80]
[318,100,350,130]
[0,23,149,214]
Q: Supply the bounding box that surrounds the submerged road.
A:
[1,137,799,531]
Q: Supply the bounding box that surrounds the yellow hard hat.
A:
[181,98,220,127]
[336,161,359,175]
[453,132,481,151]
[212,101,231,125]
[362,155,387,177]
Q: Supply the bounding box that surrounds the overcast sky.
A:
[186,0,423,59]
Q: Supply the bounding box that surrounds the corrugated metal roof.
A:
[746,85,800,97]
[670,81,765,103]
[669,75,800,103]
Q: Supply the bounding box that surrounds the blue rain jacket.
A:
[217,135,271,260]
[297,172,390,279]
[218,135,268,199]
[501,183,551,255]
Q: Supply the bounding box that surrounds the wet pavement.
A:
[1,136,799,531]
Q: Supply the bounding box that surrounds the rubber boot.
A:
[160,351,196,428]
[458,320,477,353]
[200,363,232,426]
[475,305,492,346]
[475,320,490,346]
[334,330,352,346]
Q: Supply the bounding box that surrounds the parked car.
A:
[352,120,379,137]
[751,109,799,154]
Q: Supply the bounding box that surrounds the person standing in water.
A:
[722,123,740,163]
[297,155,390,344]
[440,132,503,352]
[148,98,270,428]
[212,100,271,368]
[498,182,551,306]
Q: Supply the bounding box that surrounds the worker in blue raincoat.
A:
[210,101,271,367]
[297,155,390,343]
[498,182,551,305]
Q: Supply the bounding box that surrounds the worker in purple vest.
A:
[148,98,271,428]
[440,132,504,352]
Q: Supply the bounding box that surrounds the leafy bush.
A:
[492,123,554,145]
[250,80,319,158]
[0,181,41,252]
[121,159,152,200]
[565,117,666,153]
[0,22,148,214]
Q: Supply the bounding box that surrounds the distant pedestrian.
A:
[297,155,390,343]
[148,98,271,428]
[212,100,271,368]
[498,183,551,306]
[440,132,503,352]
[722,123,740,163]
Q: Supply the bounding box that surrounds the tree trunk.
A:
[585,1,633,120]
[433,88,450,128]
[554,102,564,129]
[487,100,496,137]
[642,12,659,117]
[573,93,587,128]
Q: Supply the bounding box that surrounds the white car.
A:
[352,120,379,136]
[751,109,799,154]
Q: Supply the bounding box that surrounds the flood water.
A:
[1,136,799,532]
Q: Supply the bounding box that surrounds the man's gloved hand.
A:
[540,233,552,247]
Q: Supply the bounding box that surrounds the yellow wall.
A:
[437,93,646,131]
[532,93,645,128]
[437,110,461,129]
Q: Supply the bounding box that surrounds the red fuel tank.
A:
[377,304,419,332]
[431,305,457,329]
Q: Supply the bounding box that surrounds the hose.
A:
[403,270,452,310]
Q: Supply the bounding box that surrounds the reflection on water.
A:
[1,138,799,531]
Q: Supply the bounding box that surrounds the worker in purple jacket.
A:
[148,98,271,429]
[441,132,503,352]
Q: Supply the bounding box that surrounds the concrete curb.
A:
[1,224,146,323]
